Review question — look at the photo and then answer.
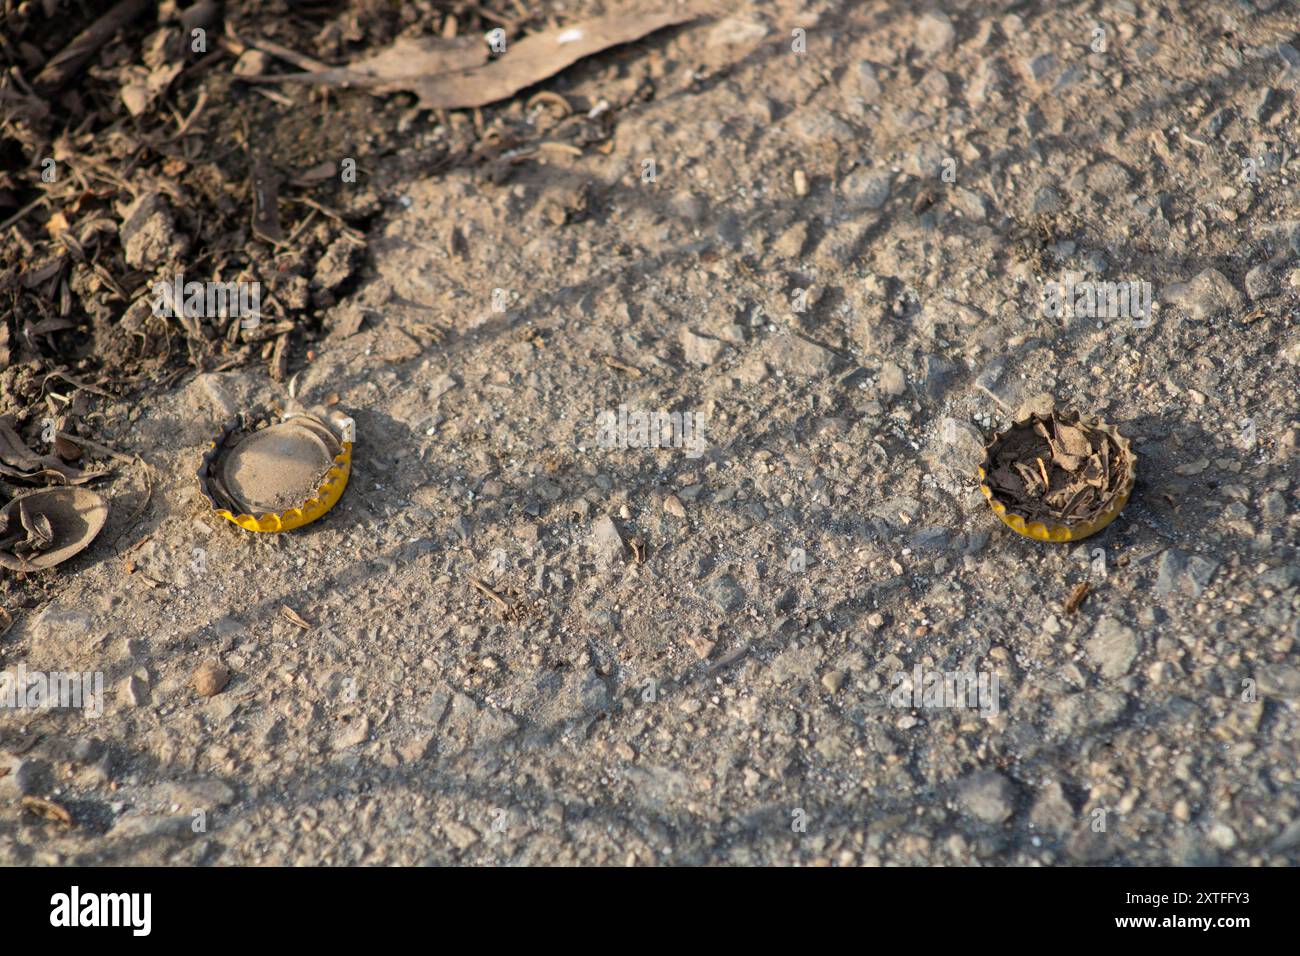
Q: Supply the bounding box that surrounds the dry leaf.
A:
[247,35,487,91]
[323,35,488,90]
[0,417,98,485]
[44,211,70,239]
[411,13,696,109]
[21,796,75,827]
[252,13,696,110]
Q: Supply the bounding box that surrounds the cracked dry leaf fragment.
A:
[239,35,486,92]
[256,13,698,110]
[416,13,698,109]
[0,416,99,485]
[20,499,55,550]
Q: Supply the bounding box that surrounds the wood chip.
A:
[250,154,284,243]
[468,575,512,616]
[602,355,643,377]
[1064,581,1091,614]
[35,0,151,90]
[21,796,75,827]
[280,605,312,630]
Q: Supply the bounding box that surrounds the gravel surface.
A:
[2,0,1299,866]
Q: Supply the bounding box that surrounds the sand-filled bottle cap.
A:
[198,408,353,533]
[0,487,109,570]
[977,408,1136,542]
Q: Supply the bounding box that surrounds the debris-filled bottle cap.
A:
[977,408,1136,542]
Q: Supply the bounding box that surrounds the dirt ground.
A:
[2,0,1299,866]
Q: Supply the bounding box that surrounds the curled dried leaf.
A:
[21,796,74,827]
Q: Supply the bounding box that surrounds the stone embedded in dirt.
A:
[941,417,987,474]
[108,814,193,841]
[118,192,187,268]
[789,107,855,146]
[1261,491,1289,522]
[1184,555,1220,596]
[1029,781,1076,835]
[680,327,726,366]
[848,61,882,104]
[1258,665,1300,700]
[840,167,893,209]
[733,355,770,386]
[773,334,837,378]
[1245,258,1287,300]
[915,11,956,54]
[950,186,989,220]
[981,411,1133,528]
[192,660,231,697]
[29,604,99,666]
[311,237,361,294]
[170,778,237,808]
[71,738,104,765]
[820,669,846,693]
[443,819,480,851]
[919,299,985,336]
[1155,548,1219,598]
[1164,267,1244,321]
[1021,52,1059,84]
[0,756,45,798]
[233,49,270,76]
[589,515,626,565]
[325,303,367,341]
[398,732,437,764]
[428,373,460,400]
[958,770,1017,823]
[909,527,950,552]
[1087,618,1140,679]
[1066,825,1113,863]
[117,674,149,709]
[877,361,907,397]
[704,574,745,612]
[686,634,716,659]
[921,354,954,398]
[331,715,371,751]
[772,222,808,259]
